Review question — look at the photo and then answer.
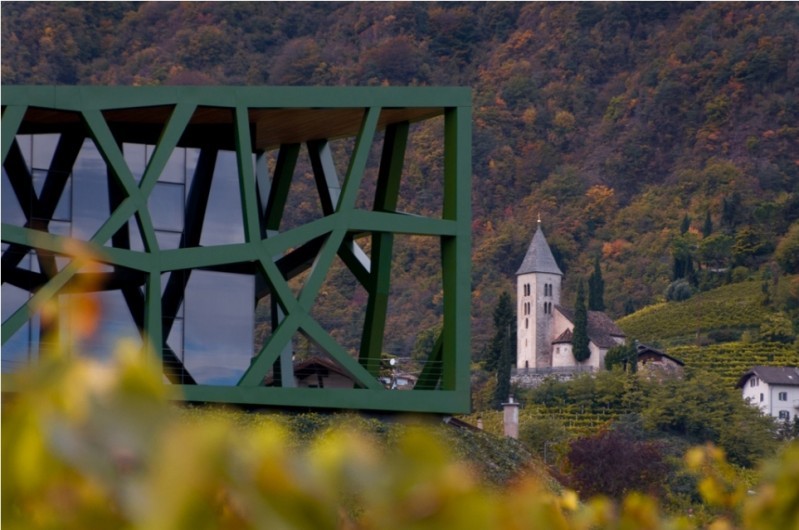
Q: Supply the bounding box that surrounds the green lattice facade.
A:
[1,86,472,413]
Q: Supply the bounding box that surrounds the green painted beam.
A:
[2,86,472,414]
[1,105,27,161]
[178,384,471,414]
[358,121,408,375]
[1,86,471,110]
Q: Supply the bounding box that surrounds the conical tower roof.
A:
[515,223,563,276]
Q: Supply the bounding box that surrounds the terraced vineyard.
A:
[671,342,799,386]
[617,281,766,346]
[464,404,627,439]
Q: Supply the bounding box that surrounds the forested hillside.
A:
[3,2,798,357]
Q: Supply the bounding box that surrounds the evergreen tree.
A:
[588,256,605,311]
[484,291,514,372]
[487,292,515,409]
[722,192,743,231]
[702,210,713,238]
[492,343,513,410]
[680,214,691,235]
[623,299,636,315]
[604,342,638,373]
[572,281,591,363]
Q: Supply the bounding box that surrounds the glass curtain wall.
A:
[2,135,255,384]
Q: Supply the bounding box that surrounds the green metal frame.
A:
[1,86,472,414]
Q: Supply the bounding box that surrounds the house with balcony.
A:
[737,366,799,422]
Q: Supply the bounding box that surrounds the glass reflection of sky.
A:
[200,151,245,246]
[1,169,26,226]
[4,137,257,385]
[150,182,185,233]
[184,270,254,385]
[72,139,110,241]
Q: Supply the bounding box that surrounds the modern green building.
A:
[1,86,472,413]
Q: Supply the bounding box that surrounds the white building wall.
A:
[742,377,799,421]
[516,274,534,370]
[516,271,561,369]
[587,343,605,370]
[769,384,799,421]
[742,376,769,415]
[552,343,574,368]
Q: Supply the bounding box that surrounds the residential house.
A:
[737,366,799,421]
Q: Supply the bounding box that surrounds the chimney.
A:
[502,395,520,439]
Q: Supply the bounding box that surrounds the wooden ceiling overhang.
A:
[2,86,469,151]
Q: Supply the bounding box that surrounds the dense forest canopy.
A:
[3,2,798,357]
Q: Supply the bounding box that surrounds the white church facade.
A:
[516,222,626,371]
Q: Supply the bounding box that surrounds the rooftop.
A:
[515,224,563,276]
[555,305,626,349]
[737,366,799,388]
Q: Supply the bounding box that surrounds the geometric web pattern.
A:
[1,86,472,413]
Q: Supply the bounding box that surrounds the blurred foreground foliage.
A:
[3,345,799,530]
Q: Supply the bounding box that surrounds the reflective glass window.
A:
[149,182,185,232]
[200,151,245,246]
[71,139,110,241]
[183,270,254,385]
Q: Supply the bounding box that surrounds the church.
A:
[516,221,626,371]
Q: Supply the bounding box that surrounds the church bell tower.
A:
[515,220,563,369]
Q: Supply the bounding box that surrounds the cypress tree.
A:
[588,256,605,311]
[492,341,512,410]
[485,291,514,372]
[680,214,691,235]
[624,299,636,315]
[702,210,713,238]
[487,292,515,409]
[572,280,591,363]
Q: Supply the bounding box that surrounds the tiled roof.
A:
[516,224,563,276]
[737,366,799,388]
[552,328,573,344]
[264,355,354,386]
[636,343,685,366]
[555,305,626,349]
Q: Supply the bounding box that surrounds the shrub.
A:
[758,312,796,344]
[566,429,671,499]
[775,222,799,274]
[666,279,694,301]
[707,329,742,343]
[2,340,798,530]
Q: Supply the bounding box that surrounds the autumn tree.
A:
[572,281,591,363]
[566,429,670,499]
